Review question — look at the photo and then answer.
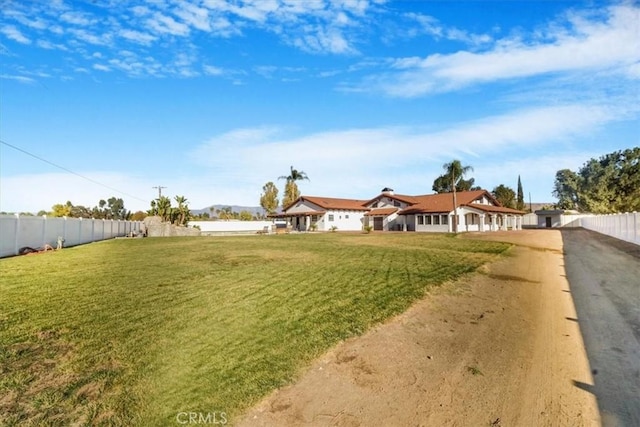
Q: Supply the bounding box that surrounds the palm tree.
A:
[442,160,474,233]
[278,165,310,183]
[156,196,172,222]
[174,195,189,226]
[279,166,310,208]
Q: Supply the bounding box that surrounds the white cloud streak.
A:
[0,25,31,44]
[360,4,640,97]
[186,101,630,205]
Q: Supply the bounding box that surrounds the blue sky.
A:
[1,0,638,213]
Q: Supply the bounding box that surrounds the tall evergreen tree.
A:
[516,175,525,211]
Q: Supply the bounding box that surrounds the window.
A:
[418,215,424,225]
[345,214,349,219]
[372,202,378,208]
[394,200,401,207]
[434,215,440,225]
[426,215,432,225]
[441,215,448,225]
[328,214,334,222]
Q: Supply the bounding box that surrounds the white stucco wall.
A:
[321,210,365,231]
[189,220,274,233]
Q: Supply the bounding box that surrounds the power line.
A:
[0,139,150,204]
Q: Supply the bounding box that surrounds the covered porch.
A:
[363,207,401,231]
[269,211,324,232]
[459,207,524,232]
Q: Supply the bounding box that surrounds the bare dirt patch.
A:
[237,230,601,426]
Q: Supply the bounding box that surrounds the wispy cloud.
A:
[119,29,157,46]
[146,12,191,36]
[403,12,493,46]
[0,25,31,44]
[60,11,96,26]
[0,0,385,81]
[0,74,36,84]
[355,4,640,97]
[188,100,629,203]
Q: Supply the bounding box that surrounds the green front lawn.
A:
[0,233,509,425]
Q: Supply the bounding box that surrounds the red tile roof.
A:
[282,190,525,217]
[364,207,399,216]
[399,190,523,215]
[398,191,481,214]
[285,196,370,212]
[269,210,326,218]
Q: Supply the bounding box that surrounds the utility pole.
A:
[529,192,533,213]
[152,185,167,199]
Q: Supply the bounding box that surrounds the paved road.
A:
[561,229,640,427]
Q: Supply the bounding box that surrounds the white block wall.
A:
[0,215,142,258]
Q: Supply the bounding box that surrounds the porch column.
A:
[502,215,509,231]
[479,214,485,232]
[491,214,498,231]
[304,215,309,231]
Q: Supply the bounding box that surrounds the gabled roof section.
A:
[364,193,419,206]
[284,195,370,212]
[364,207,399,216]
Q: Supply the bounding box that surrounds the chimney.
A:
[381,187,394,195]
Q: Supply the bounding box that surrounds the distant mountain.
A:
[191,204,265,217]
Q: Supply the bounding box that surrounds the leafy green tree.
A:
[432,175,479,193]
[106,197,129,220]
[553,169,580,210]
[516,176,525,211]
[492,185,516,209]
[260,181,280,215]
[239,210,253,221]
[553,148,640,213]
[131,211,147,221]
[51,201,73,217]
[435,160,474,233]
[279,166,309,209]
[70,204,92,218]
[219,206,233,221]
[282,180,301,209]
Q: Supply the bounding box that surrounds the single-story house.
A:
[273,188,525,232]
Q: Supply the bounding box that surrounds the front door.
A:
[373,217,383,231]
[545,217,552,228]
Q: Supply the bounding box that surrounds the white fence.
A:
[189,220,275,235]
[0,215,142,258]
[580,212,639,245]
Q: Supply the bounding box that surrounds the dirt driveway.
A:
[237,230,637,426]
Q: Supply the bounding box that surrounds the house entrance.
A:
[545,217,552,228]
[373,217,383,231]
